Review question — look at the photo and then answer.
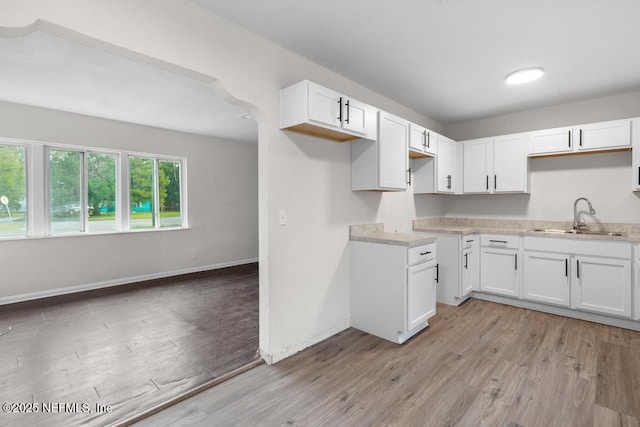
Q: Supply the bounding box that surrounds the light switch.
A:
[279,209,287,226]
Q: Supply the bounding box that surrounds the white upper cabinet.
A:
[576,119,631,151]
[280,80,377,142]
[632,118,640,191]
[528,126,573,156]
[408,123,437,157]
[462,134,528,194]
[494,134,528,193]
[528,119,631,156]
[351,111,408,191]
[412,135,460,194]
[436,135,460,194]
[463,138,492,193]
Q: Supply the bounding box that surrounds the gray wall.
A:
[441,91,640,223]
[0,100,259,302]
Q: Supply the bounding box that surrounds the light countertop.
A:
[412,218,640,243]
[350,223,436,247]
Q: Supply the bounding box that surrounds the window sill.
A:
[0,226,192,242]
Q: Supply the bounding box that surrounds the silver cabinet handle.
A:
[337,97,343,122]
[345,100,350,124]
[489,239,508,244]
[420,251,431,256]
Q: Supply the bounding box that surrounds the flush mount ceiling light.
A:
[505,67,544,85]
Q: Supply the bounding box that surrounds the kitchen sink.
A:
[528,228,626,237]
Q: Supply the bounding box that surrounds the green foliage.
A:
[129,156,154,210]
[0,145,26,212]
[160,160,180,210]
[88,153,116,216]
[50,150,81,214]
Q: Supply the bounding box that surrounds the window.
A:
[129,156,155,230]
[159,160,182,228]
[129,156,183,230]
[49,149,83,234]
[0,144,26,238]
[87,152,117,233]
[0,138,184,239]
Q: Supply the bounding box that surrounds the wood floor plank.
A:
[0,263,258,427]
[138,298,640,426]
[596,341,640,418]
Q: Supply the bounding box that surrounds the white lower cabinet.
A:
[426,233,477,306]
[480,235,520,298]
[350,241,437,344]
[461,246,476,296]
[571,256,631,317]
[523,251,570,306]
[635,244,640,321]
[407,261,437,330]
[523,236,633,318]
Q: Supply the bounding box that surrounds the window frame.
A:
[127,154,186,231]
[0,138,29,239]
[0,136,187,240]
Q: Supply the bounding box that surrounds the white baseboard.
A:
[0,258,258,306]
[259,318,350,365]
[471,292,640,331]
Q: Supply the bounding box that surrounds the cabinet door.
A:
[523,251,570,306]
[576,119,631,152]
[633,118,640,191]
[463,138,492,193]
[378,112,408,190]
[407,261,436,331]
[635,245,640,321]
[528,126,573,156]
[461,248,474,296]
[342,97,377,139]
[571,256,631,317]
[493,134,527,193]
[480,248,519,297]
[409,123,427,153]
[308,82,341,129]
[437,136,457,193]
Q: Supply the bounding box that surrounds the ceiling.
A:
[195,0,640,125]
[0,31,258,143]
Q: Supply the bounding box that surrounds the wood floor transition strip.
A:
[110,358,265,427]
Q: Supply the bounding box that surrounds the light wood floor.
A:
[0,263,259,427]
[139,299,640,426]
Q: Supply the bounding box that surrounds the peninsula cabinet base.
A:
[471,292,640,332]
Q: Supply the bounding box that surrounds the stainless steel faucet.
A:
[573,197,596,230]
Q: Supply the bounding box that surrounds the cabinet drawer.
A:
[408,243,436,266]
[462,234,476,249]
[481,234,520,249]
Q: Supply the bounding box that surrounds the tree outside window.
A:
[0,144,26,238]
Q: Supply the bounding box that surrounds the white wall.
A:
[0,100,258,301]
[0,2,444,363]
[442,91,640,224]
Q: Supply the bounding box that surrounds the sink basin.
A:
[528,228,626,237]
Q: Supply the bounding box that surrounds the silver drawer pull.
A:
[489,240,508,244]
[466,239,474,243]
[420,251,432,256]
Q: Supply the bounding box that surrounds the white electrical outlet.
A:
[279,210,287,226]
[361,207,370,219]
[191,251,198,260]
